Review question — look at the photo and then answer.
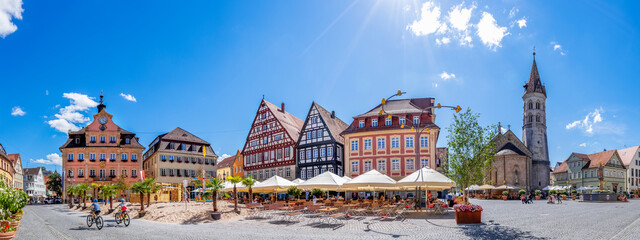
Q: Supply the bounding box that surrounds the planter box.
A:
[562,196,567,200]
[0,231,16,240]
[138,211,147,218]
[211,212,221,220]
[535,196,540,200]
[502,196,507,201]
[455,211,482,224]
[571,196,576,200]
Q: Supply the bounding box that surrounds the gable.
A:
[494,130,532,157]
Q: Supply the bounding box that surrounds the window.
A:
[277,149,282,159]
[90,153,95,160]
[377,138,385,149]
[327,147,333,156]
[110,154,116,160]
[372,119,378,127]
[420,136,428,148]
[265,170,270,178]
[413,116,420,125]
[364,161,372,172]
[262,113,267,120]
[251,141,258,147]
[536,102,540,109]
[121,154,128,160]
[110,136,116,143]
[78,169,84,177]
[274,134,281,141]
[100,136,106,143]
[359,120,365,128]
[132,170,137,178]
[406,137,414,148]
[406,159,414,171]
[100,154,106,160]
[78,154,84,160]
[89,169,96,177]
[364,139,372,150]
[285,168,290,177]
[528,102,533,109]
[68,170,73,177]
[300,150,305,160]
[75,138,79,144]
[400,117,405,126]
[317,129,323,138]
[313,149,318,158]
[90,136,96,143]
[528,115,533,123]
[99,169,105,178]
[132,154,137,161]
[125,138,130,144]
[68,154,74,160]
[351,140,359,151]
[272,169,275,177]
[312,131,316,139]
[351,162,359,172]
[392,160,399,171]
[311,117,317,124]
[320,148,325,157]
[536,114,540,122]
[377,160,386,171]
[307,132,312,140]
[122,169,127,176]
[386,118,392,126]
[263,137,268,144]
[420,159,429,168]
[392,137,399,148]
[109,169,116,177]
[285,147,290,157]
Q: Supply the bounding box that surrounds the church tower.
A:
[522,52,550,190]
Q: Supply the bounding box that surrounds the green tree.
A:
[287,186,302,200]
[144,178,161,208]
[311,188,324,199]
[90,183,101,202]
[115,175,131,200]
[76,183,90,207]
[46,172,62,197]
[203,178,225,212]
[242,176,257,200]
[445,109,497,204]
[130,181,149,212]
[102,185,118,211]
[226,176,242,212]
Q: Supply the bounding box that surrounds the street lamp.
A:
[379,90,461,171]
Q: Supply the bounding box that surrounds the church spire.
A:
[523,51,546,96]
[97,90,106,112]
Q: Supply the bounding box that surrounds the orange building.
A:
[60,94,145,201]
[341,98,441,180]
[231,151,244,178]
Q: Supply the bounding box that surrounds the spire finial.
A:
[99,90,104,105]
[533,46,536,60]
[97,90,106,112]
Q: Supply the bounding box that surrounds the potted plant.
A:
[227,176,242,214]
[0,221,16,240]
[130,181,150,217]
[518,189,526,200]
[535,190,541,200]
[502,191,508,201]
[204,178,224,220]
[571,189,577,200]
[311,188,324,199]
[453,204,483,224]
[0,177,18,239]
[242,177,257,202]
[287,186,302,201]
[561,191,567,200]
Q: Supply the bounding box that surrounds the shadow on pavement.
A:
[461,221,546,240]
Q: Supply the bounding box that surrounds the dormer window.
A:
[372,119,378,127]
[125,138,130,144]
[359,120,365,128]
[75,138,80,144]
[385,118,392,126]
[413,116,420,125]
[400,117,406,126]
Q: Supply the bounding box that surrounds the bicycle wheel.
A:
[86,215,93,227]
[96,216,104,230]
[123,213,130,227]
[115,213,121,224]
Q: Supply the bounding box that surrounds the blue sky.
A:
[1,0,639,172]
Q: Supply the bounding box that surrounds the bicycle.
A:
[86,212,104,230]
[114,207,130,227]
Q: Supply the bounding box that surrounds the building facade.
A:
[23,168,46,202]
[142,127,217,185]
[553,150,626,193]
[296,102,349,180]
[522,53,551,189]
[60,94,145,202]
[0,144,14,187]
[231,151,244,178]
[216,155,234,181]
[242,100,303,181]
[618,146,640,194]
[342,98,440,181]
[8,154,23,190]
[488,129,533,190]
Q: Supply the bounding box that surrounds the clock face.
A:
[99,117,107,125]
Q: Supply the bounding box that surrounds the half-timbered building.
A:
[242,99,303,181]
[296,102,349,180]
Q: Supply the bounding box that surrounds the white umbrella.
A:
[238,181,260,191]
[298,172,348,190]
[223,181,246,192]
[343,170,397,189]
[342,176,352,181]
[397,167,456,190]
[291,178,306,185]
[252,175,297,192]
[465,185,480,191]
[495,184,521,190]
[542,186,550,191]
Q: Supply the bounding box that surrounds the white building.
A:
[619,146,640,194]
[23,168,46,202]
[9,154,23,190]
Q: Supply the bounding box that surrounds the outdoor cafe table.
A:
[317,207,338,213]
[279,207,294,211]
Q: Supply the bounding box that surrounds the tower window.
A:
[528,102,533,109]
[536,102,540,109]
[536,114,540,122]
[528,115,533,123]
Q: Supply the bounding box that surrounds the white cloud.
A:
[565,108,604,135]
[516,17,527,28]
[579,143,587,147]
[407,2,443,36]
[0,0,23,38]
[120,93,137,102]
[476,12,509,51]
[435,37,450,45]
[508,7,518,18]
[551,42,567,55]
[31,153,62,166]
[448,3,475,31]
[217,154,231,162]
[439,71,456,80]
[11,106,25,116]
[47,93,98,133]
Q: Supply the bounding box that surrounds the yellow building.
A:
[0,144,14,187]
[216,154,235,181]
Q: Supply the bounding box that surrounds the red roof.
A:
[618,146,639,167]
[585,150,617,168]
[553,161,568,173]
[7,154,20,165]
[217,155,236,168]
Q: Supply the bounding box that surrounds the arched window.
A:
[536,114,540,122]
[514,169,519,184]
[528,114,533,123]
[536,102,540,109]
[528,101,533,109]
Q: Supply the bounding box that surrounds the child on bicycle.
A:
[117,198,127,213]
[91,199,101,217]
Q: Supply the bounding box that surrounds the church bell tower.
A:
[522,51,550,190]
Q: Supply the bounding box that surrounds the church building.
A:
[489,52,551,191]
